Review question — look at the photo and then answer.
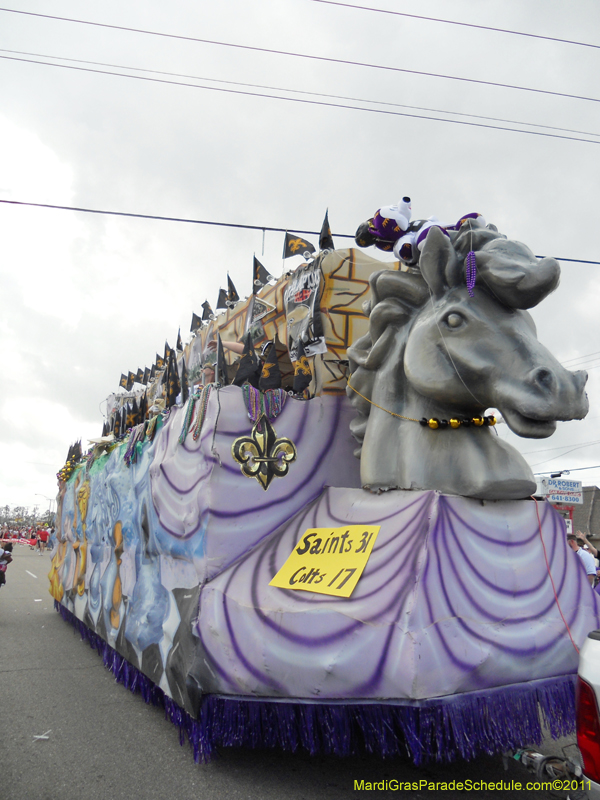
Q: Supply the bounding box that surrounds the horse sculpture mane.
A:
[347,225,589,500]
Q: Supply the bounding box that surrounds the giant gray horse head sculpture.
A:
[347,225,589,500]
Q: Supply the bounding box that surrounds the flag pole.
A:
[282,230,287,276]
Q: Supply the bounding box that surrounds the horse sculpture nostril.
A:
[533,367,555,391]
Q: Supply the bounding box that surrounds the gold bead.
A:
[428,418,439,429]
[473,417,484,427]
[488,416,497,426]
[449,418,461,429]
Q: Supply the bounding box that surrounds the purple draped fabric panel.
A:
[194,488,600,700]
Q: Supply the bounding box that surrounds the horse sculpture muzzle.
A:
[499,365,588,439]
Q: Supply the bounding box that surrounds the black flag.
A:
[127,372,136,391]
[252,256,272,293]
[259,341,282,391]
[293,339,312,394]
[113,411,121,439]
[283,232,316,259]
[166,349,180,409]
[176,329,183,351]
[155,353,164,370]
[142,367,150,385]
[216,288,228,310]
[227,274,240,306]
[119,374,128,389]
[180,356,189,403]
[139,391,148,424]
[120,404,128,436]
[127,399,138,429]
[136,368,144,384]
[319,210,334,251]
[201,300,213,321]
[215,334,229,386]
[190,312,202,332]
[233,334,261,388]
[164,341,171,362]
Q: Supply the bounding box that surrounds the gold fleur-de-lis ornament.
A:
[232,414,297,490]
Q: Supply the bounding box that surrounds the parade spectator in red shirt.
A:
[37,528,50,554]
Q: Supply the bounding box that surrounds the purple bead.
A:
[466,251,477,297]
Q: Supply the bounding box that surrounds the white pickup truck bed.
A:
[577,629,600,799]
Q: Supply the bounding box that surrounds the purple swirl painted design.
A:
[149,388,361,580]
[192,488,600,701]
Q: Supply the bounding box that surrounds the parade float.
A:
[50,204,600,764]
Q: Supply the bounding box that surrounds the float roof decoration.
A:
[180,246,400,397]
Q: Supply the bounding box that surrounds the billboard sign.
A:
[537,477,583,505]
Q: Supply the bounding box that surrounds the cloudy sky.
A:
[1,0,600,511]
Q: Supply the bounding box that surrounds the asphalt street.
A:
[1,546,580,800]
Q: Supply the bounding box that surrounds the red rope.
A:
[531,496,580,655]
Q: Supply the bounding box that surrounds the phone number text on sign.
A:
[269,525,380,598]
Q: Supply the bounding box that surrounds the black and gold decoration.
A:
[252,256,273,293]
[292,339,312,394]
[418,415,497,430]
[259,341,281,391]
[283,232,315,259]
[232,414,297,491]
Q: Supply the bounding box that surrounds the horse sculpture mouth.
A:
[500,408,557,439]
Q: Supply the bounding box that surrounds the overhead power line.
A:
[531,439,600,467]
[309,0,600,51]
[2,199,600,265]
[523,439,600,457]
[0,7,598,105]
[0,198,354,238]
[3,47,599,141]
[3,54,599,146]
[535,465,600,475]
[562,350,600,365]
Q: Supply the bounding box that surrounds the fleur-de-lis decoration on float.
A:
[232,414,297,490]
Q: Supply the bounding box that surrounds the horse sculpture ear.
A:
[476,239,560,309]
[419,227,460,297]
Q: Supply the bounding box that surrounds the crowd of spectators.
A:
[0,541,13,588]
[0,524,54,587]
[1,524,54,553]
[567,531,600,591]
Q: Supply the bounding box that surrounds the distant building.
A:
[548,485,600,543]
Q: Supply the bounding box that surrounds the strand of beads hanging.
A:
[242,384,287,423]
[179,393,199,444]
[192,385,212,441]
[419,415,496,430]
[56,454,85,483]
[57,459,76,483]
[263,388,287,420]
[465,251,477,297]
[146,415,159,442]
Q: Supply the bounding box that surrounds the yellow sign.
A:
[269,525,380,598]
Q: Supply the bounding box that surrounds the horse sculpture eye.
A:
[445,313,465,329]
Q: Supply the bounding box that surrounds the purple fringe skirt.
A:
[55,601,575,765]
